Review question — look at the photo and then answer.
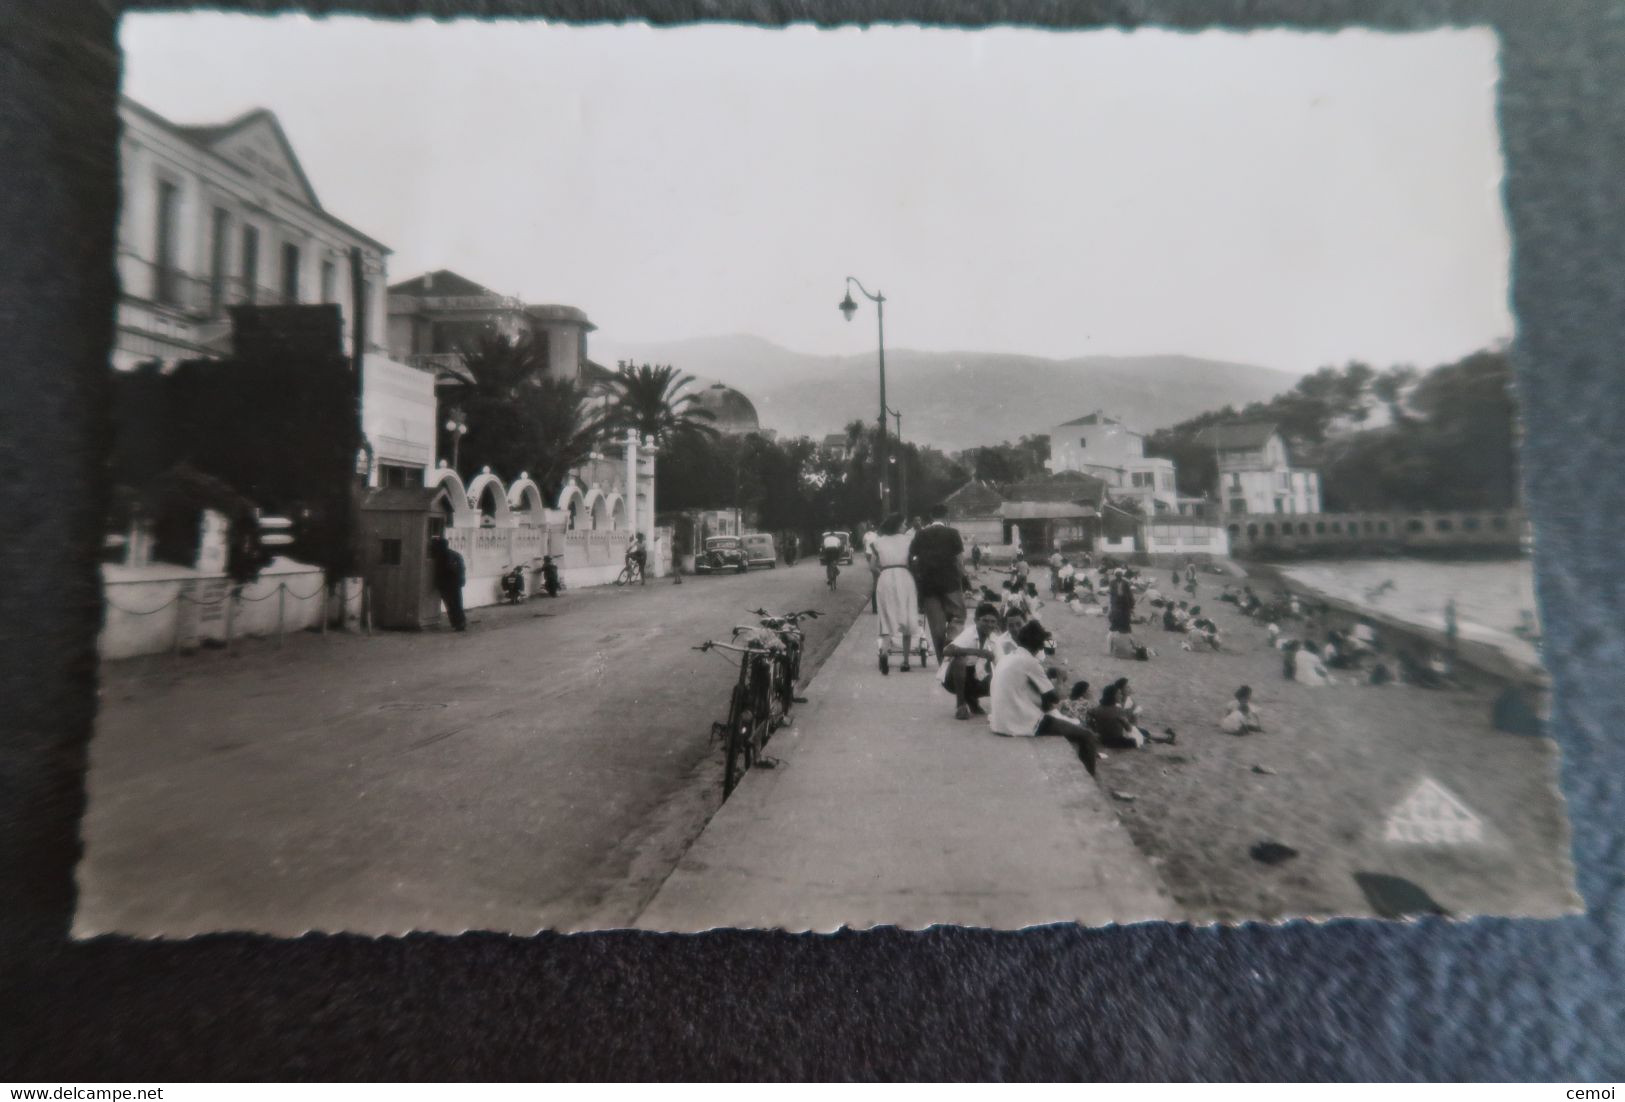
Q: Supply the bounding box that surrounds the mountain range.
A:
[589,334,1298,453]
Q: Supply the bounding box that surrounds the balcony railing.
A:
[121,251,310,318]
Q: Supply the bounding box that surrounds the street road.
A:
[77,558,868,936]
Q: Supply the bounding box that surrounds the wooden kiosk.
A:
[359,483,456,629]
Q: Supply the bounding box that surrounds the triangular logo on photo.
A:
[1383,777,1484,845]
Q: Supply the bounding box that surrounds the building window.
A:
[153,178,181,305]
[1435,518,1454,532]
[1315,521,1327,534]
[1273,498,1284,514]
[1263,522,1276,537]
[1378,521,1390,534]
[209,207,230,315]
[379,464,423,489]
[241,225,259,303]
[1463,516,1481,531]
[1078,436,1087,448]
[1407,519,1425,533]
[1491,515,1508,531]
[378,538,402,566]
[1331,522,1343,533]
[1227,524,1241,538]
[281,242,301,303]
[321,260,337,304]
[1229,473,1242,490]
[1246,524,1259,539]
[1299,522,1310,536]
[363,278,376,347]
[1229,499,1245,515]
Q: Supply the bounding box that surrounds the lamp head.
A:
[838,290,858,322]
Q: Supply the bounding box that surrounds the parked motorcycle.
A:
[500,564,527,604]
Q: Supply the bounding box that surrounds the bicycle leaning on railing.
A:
[693,607,820,798]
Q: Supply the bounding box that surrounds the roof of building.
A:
[580,359,617,386]
[942,480,1005,518]
[821,433,850,448]
[361,485,452,512]
[1055,411,1125,428]
[1194,422,1280,450]
[173,106,323,212]
[997,501,1099,521]
[1000,474,1110,505]
[120,97,391,254]
[388,270,501,298]
[689,383,761,435]
[524,304,597,332]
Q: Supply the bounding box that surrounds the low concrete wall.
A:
[1226,509,1526,559]
[1244,562,1546,690]
[102,558,361,661]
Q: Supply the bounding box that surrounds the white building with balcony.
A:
[1195,422,1322,516]
[386,269,598,388]
[1045,411,1180,514]
[114,98,435,487]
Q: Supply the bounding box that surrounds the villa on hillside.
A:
[1045,411,1203,515]
[1195,422,1322,515]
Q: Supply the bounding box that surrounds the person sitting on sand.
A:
[1162,603,1180,632]
[1188,618,1222,652]
[987,621,1098,773]
[1294,641,1333,686]
[940,601,1004,720]
[1055,679,1091,724]
[1089,683,1145,749]
[1219,685,1264,734]
[1266,622,1281,647]
[1282,639,1301,679]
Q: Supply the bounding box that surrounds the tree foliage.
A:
[1143,349,1519,512]
[602,362,719,446]
[438,330,606,500]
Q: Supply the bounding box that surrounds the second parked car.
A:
[741,533,778,569]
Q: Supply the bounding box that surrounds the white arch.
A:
[605,492,626,531]
[465,472,516,528]
[582,487,608,531]
[507,477,546,525]
[426,467,478,527]
[556,482,584,530]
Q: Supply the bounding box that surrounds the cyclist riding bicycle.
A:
[626,532,648,585]
[820,531,843,588]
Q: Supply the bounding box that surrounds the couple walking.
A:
[872,503,966,675]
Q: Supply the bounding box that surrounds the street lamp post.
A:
[887,405,908,520]
[444,408,469,475]
[839,276,889,518]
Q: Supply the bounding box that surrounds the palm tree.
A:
[439,329,604,490]
[436,330,548,479]
[602,362,719,446]
[520,375,605,502]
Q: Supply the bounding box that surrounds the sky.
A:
[121,17,1513,374]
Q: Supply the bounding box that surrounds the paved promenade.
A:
[635,599,1180,932]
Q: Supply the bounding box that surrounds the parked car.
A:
[694,535,749,575]
[832,531,854,565]
[741,533,778,569]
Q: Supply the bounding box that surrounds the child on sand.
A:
[1220,685,1264,734]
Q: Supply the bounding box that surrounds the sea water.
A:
[1277,557,1541,668]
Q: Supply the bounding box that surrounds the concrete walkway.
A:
[635,609,1181,932]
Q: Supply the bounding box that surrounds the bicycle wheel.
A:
[723,682,753,798]
[751,663,776,751]
[614,566,630,586]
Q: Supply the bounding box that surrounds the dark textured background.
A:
[3,0,1622,1081]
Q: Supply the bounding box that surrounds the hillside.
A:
[590,335,1296,451]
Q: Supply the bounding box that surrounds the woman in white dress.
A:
[872,513,920,674]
